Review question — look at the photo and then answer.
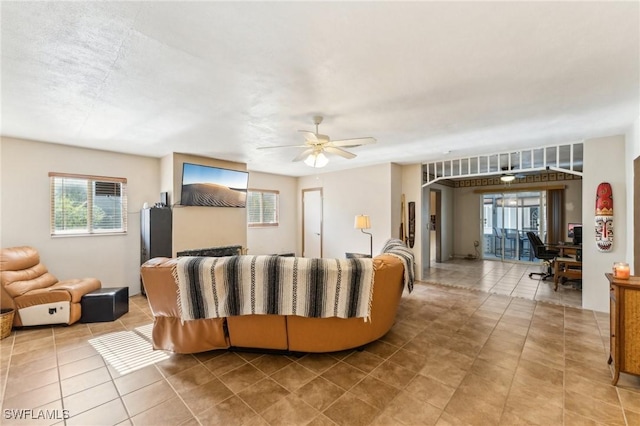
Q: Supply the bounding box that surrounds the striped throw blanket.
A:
[381,238,415,293]
[173,255,375,322]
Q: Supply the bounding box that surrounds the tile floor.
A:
[1,263,638,426]
[423,258,583,308]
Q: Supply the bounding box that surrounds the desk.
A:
[554,257,582,291]
[552,243,582,258]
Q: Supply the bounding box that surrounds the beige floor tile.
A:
[1,399,64,426]
[564,389,626,425]
[63,381,120,418]
[296,376,345,412]
[1,382,61,415]
[624,408,640,426]
[260,393,319,426]
[348,376,399,410]
[57,344,100,366]
[387,348,428,373]
[179,377,234,414]
[121,380,176,417]
[61,366,112,397]
[404,374,455,409]
[469,358,516,388]
[294,354,340,375]
[321,362,367,391]
[362,340,399,359]
[3,271,638,426]
[167,363,217,393]
[618,387,640,412]
[271,362,316,392]
[513,358,564,399]
[419,355,470,389]
[238,377,290,413]
[443,373,509,425]
[218,363,266,393]
[113,365,163,396]
[58,354,106,380]
[4,366,59,399]
[251,353,294,374]
[369,359,415,390]
[381,391,442,425]
[323,392,379,426]
[565,370,620,406]
[67,398,129,426]
[343,350,385,373]
[130,396,193,426]
[198,395,260,426]
[308,414,339,426]
[155,353,200,378]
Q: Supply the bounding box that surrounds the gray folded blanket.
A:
[381,238,415,292]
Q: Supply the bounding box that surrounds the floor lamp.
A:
[354,215,372,258]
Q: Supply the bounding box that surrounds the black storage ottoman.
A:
[80,287,129,323]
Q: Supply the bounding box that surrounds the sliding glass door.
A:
[482,191,546,262]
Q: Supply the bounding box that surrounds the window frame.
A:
[49,172,128,237]
[247,188,279,228]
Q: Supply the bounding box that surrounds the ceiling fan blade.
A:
[324,146,356,159]
[257,144,308,150]
[292,148,314,162]
[316,133,330,142]
[329,137,377,148]
[298,130,319,143]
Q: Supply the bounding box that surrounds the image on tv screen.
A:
[180,163,249,207]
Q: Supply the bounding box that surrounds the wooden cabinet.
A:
[607,273,640,385]
[140,208,172,295]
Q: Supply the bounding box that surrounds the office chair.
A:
[526,232,559,281]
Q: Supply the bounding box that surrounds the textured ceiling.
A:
[1,1,638,176]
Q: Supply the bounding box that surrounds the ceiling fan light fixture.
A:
[500,174,516,183]
[304,152,329,168]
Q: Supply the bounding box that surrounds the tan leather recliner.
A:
[0,246,101,327]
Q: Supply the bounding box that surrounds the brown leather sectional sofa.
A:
[140,254,405,354]
[0,246,101,326]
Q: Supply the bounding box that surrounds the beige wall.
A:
[0,138,303,297]
[297,163,394,259]
[626,116,640,273]
[582,135,627,312]
[401,164,423,278]
[246,171,297,256]
[0,137,160,296]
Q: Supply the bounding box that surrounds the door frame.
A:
[481,190,544,263]
[302,187,323,258]
[433,189,442,263]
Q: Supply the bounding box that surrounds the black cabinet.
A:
[140,207,172,295]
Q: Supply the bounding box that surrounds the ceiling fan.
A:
[258,115,376,168]
[500,167,527,182]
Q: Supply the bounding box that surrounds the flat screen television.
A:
[180,163,249,207]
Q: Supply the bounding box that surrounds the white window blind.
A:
[50,172,128,236]
[247,189,279,227]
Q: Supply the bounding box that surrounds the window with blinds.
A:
[247,189,279,227]
[50,172,128,236]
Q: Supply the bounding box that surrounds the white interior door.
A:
[303,188,322,258]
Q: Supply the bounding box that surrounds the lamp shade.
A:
[354,215,371,230]
[304,152,329,168]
